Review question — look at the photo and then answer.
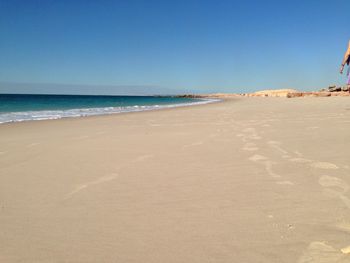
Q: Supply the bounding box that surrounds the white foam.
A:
[0,99,221,124]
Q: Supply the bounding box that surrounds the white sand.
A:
[1,97,350,262]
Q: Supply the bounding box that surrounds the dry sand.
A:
[253,89,299,97]
[1,97,350,262]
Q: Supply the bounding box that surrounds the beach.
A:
[1,97,350,262]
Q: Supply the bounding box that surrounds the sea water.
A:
[0,94,218,124]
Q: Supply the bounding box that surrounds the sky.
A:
[0,0,350,95]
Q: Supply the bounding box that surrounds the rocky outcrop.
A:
[342,86,349,92]
[325,85,349,92]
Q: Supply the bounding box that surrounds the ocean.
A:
[0,94,217,124]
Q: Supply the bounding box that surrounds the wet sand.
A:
[1,97,350,262]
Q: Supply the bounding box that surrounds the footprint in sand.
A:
[318,175,349,193]
[298,241,348,263]
[267,140,288,154]
[311,162,339,169]
[242,142,259,151]
[289,158,312,164]
[319,175,350,209]
[288,154,339,171]
[248,155,281,178]
[249,154,267,162]
[240,127,262,140]
[264,160,281,178]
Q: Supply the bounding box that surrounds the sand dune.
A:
[253,89,299,97]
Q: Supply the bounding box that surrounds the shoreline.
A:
[0,97,223,125]
[2,87,349,125]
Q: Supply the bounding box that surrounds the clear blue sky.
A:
[0,0,349,94]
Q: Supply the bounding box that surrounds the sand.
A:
[253,89,299,97]
[1,97,350,262]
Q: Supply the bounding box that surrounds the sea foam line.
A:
[0,99,221,124]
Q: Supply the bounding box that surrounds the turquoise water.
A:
[0,94,216,123]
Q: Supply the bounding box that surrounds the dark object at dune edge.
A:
[325,85,349,92]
